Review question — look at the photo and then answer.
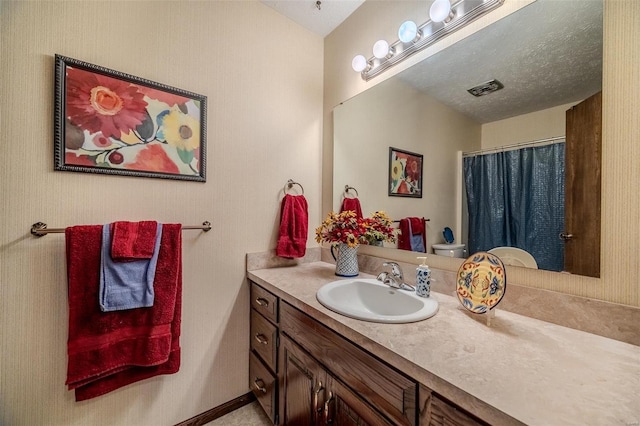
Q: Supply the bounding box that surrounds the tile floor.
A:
[206,401,272,425]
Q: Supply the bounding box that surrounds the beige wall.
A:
[481,102,577,149]
[324,0,639,307]
[333,78,480,250]
[0,1,323,424]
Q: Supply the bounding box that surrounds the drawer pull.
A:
[253,378,267,394]
[254,333,269,345]
[313,381,324,414]
[324,391,335,424]
[255,297,269,307]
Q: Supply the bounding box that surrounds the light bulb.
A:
[372,40,391,59]
[398,20,419,43]
[351,55,368,72]
[430,0,453,23]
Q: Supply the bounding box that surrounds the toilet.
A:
[432,243,466,258]
[432,227,466,258]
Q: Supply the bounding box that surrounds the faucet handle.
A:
[376,271,388,282]
[383,261,403,279]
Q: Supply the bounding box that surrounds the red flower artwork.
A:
[55,55,206,181]
[66,67,148,138]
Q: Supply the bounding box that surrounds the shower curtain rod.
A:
[462,135,565,158]
[30,221,212,237]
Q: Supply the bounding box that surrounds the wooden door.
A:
[325,375,394,426]
[280,335,327,425]
[564,91,602,277]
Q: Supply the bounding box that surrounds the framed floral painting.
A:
[388,147,423,198]
[54,54,206,181]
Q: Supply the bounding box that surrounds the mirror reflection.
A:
[333,0,603,277]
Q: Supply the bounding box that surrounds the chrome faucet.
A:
[376,262,415,291]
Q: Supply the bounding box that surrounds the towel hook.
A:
[284,179,304,195]
[343,185,359,198]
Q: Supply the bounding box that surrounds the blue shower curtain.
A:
[463,142,565,271]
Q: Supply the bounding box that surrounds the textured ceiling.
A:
[261,0,365,37]
[397,0,603,124]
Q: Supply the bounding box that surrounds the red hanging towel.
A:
[110,220,158,262]
[398,217,426,252]
[276,194,308,258]
[65,223,182,401]
[340,197,363,219]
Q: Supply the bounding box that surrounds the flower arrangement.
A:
[315,210,396,248]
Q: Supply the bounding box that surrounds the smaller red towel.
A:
[111,221,158,262]
[340,198,363,219]
[398,217,425,251]
[276,194,308,259]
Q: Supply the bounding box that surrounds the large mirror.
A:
[333,0,603,277]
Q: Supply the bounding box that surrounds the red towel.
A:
[276,194,308,259]
[340,197,363,219]
[398,217,425,251]
[111,220,158,262]
[65,223,182,401]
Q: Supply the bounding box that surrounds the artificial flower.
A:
[315,210,396,248]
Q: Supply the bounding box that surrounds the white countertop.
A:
[248,262,640,426]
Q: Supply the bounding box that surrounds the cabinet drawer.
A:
[249,351,277,423]
[251,309,278,372]
[429,395,486,426]
[281,302,417,426]
[251,282,279,324]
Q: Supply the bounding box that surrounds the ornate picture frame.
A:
[54,54,207,182]
[388,147,423,198]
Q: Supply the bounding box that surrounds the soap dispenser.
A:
[416,257,431,298]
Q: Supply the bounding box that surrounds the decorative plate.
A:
[456,252,506,314]
[488,246,538,269]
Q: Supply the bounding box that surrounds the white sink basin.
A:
[316,278,438,323]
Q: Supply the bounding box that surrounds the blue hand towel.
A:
[99,223,163,312]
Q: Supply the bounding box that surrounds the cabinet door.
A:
[325,375,394,426]
[280,335,327,425]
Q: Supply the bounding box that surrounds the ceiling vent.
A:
[467,79,504,97]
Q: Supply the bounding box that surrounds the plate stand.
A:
[483,308,497,326]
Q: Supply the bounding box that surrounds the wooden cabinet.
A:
[249,281,487,426]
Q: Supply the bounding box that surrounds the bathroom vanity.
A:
[247,261,640,425]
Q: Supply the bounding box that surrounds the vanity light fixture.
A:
[352,0,505,81]
[430,0,455,23]
[373,39,394,59]
[351,54,370,73]
[398,20,421,44]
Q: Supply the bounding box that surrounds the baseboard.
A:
[175,392,256,426]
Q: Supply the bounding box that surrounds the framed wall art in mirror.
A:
[54,54,207,182]
[389,147,423,198]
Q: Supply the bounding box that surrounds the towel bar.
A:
[30,221,212,237]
